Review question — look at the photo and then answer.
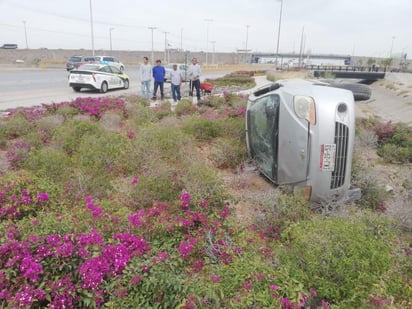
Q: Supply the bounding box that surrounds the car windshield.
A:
[69,56,82,62]
[247,94,280,181]
[77,64,101,71]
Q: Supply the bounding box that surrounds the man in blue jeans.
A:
[139,56,152,99]
[152,60,165,100]
[170,64,183,103]
[188,57,201,101]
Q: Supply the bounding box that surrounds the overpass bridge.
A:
[249,52,385,80]
[249,52,351,65]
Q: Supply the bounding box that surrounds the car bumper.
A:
[69,82,98,90]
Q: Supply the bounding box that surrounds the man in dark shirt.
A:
[152,60,166,100]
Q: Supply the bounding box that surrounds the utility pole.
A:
[275,0,283,69]
[245,25,250,64]
[109,27,114,51]
[204,19,213,65]
[89,0,95,56]
[298,26,304,68]
[210,41,216,65]
[22,20,28,49]
[163,31,169,63]
[389,36,396,58]
[148,26,157,64]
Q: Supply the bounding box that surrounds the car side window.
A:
[99,66,112,73]
[111,67,121,74]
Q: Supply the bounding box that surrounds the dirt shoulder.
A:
[355,72,412,125]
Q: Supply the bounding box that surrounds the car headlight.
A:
[293,95,316,125]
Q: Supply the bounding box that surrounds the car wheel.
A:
[123,79,129,89]
[328,82,371,101]
[72,87,81,92]
[100,81,108,93]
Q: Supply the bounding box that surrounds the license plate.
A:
[320,144,336,171]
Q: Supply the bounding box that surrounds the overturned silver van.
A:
[246,79,360,203]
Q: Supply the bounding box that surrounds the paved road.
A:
[0,68,228,111]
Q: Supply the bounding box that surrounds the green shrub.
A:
[208,137,247,169]
[106,253,190,308]
[253,193,312,238]
[377,142,412,163]
[0,113,35,143]
[181,161,228,207]
[126,103,158,127]
[127,163,184,208]
[133,124,194,165]
[375,121,412,163]
[52,119,102,155]
[0,170,61,221]
[204,75,255,88]
[181,116,222,141]
[53,104,81,119]
[175,99,197,116]
[217,117,246,142]
[21,146,72,183]
[279,214,395,307]
[153,102,173,120]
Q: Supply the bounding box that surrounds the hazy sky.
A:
[0,0,411,58]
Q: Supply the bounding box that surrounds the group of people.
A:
[139,57,202,103]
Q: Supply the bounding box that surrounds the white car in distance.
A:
[94,56,125,72]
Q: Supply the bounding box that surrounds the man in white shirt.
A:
[139,56,152,99]
[170,64,183,103]
[187,57,201,101]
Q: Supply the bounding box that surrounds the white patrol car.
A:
[68,64,129,93]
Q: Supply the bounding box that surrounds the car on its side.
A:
[94,56,125,72]
[66,56,97,71]
[164,63,189,82]
[68,64,129,93]
[246,79,360,203]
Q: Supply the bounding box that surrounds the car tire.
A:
[124,79,129,89]
[328,82,371,101]
[72,87,81,92]
[100,81,108,93]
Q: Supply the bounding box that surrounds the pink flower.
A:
[210,273,221,283]
[178,241,195,259]
[310,288,317,297]
[37,192,49,203]
[131,176,139,185]
[270,284,279,291]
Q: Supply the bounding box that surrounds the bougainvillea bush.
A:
[0,95,411,308]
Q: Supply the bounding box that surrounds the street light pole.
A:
[245,25,250,64]
[163,31,169,63]
[109,27,114,51]
[22,20,28,49]
[148,26,157,64]
[210,41,216,65]
[389,36,396,58]
[89,0,95,56]
[275,0,283,69]
[204,19,213,65]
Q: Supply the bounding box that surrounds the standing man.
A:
[140,56,152,99]
[170,64,183,103]
[152,59,166,100]
[188,57,201,101]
